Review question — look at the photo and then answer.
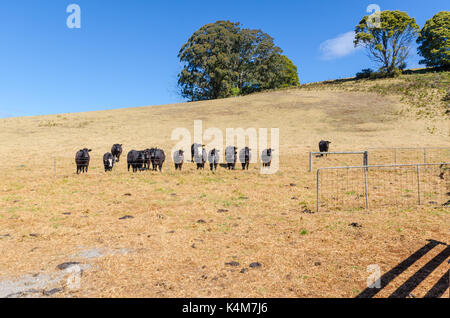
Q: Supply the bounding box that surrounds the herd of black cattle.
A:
[74,140,331,174]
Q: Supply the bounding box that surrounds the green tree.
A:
[275,55,300,88]
[178,21,299,101]
[178,21,240,101]
[417,11,450,68]
[354,10,419,73]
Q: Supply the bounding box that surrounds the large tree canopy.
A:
[417,11,450,69]
[178,21,299,101]
[354,10,419,73]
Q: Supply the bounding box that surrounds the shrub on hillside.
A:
[355,68,373,79]
[368,69,402,80]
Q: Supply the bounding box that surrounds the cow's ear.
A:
[88,149,92,152]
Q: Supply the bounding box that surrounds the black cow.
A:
[225,146,238,170]
[195,146,207,170]
[127,150,145,172]
[142,149,152,170]
[111,144,123,162]
[318,140,331,157]
[173,150,184,170]
[103,152,115,172]
[261,148,274,168]
[239,147,251,170]
[209,149,220,171]
[151,148,165,172]
[191,143,203,163]
[75,148,91,174]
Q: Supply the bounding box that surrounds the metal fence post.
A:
[309,152,313,172]
[316,169,320,213]
[363,167,369,210]
[416,165,421,205]
[364,151,369,166]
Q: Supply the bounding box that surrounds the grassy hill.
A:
[0,71,448,298]
[1,71,449,163]
[300,70,450,121]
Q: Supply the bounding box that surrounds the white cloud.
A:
[319,31,361,60]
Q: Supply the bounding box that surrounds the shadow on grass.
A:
[356,239,449,298]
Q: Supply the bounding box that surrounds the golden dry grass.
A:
[0,83,449,298]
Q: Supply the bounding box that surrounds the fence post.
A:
[363,167,369,210]
[363,151,369,166]
[316,169,320,213]
[54,157,56,177]
[416,165,421,205]
[309,152,313,172]
[258,152,260,170]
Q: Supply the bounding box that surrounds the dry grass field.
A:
[0,73,449,298]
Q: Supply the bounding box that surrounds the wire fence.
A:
[309,151,368,172]
[368,147,450,165]
[3,154,267,177]
[309,148,450,172]
[316,163,449,212]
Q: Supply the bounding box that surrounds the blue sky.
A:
[0,0,448,117]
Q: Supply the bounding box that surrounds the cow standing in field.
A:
[103,152,115,172]
[151,148,165,172]
[191,143,203,163]
[225,146,238,170]
[239,147,251,170]
[127,150,145,172]
[208,149,220,171]
[318,140,331,157]
[194,145,207,170]
[173,150,184,170]
[75,148,91,174]
[111,144,123,162]
[261,148,274,168]
[142,149,152,170]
